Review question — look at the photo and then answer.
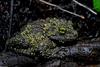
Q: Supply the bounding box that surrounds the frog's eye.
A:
[59,27,66,34]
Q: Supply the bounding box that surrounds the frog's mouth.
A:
[49,33,77,42]
[49,35,66,41]
[49,35,78,46]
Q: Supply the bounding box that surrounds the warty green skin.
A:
[6,18,78,57]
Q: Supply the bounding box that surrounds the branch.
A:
[39,0,85,19]
[73,0,97,15]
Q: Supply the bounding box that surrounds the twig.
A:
[73,0,97,15]
[40,0,85,19]
[8,0,14,38]
[4,0,14,52]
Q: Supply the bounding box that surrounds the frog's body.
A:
[6,18,78,57]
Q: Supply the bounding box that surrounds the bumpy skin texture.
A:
[44,18,78,42]
[6,18,78,57]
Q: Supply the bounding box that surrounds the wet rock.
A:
[42,60,61,67]
[60,62,78,67]
[0,52,35,67]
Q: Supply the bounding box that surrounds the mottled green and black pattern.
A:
[6,18,78,57]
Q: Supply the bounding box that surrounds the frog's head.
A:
[43,18,78,43]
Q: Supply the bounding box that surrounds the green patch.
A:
[93,0,100,12]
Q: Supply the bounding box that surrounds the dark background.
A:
[0,0,100,51]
